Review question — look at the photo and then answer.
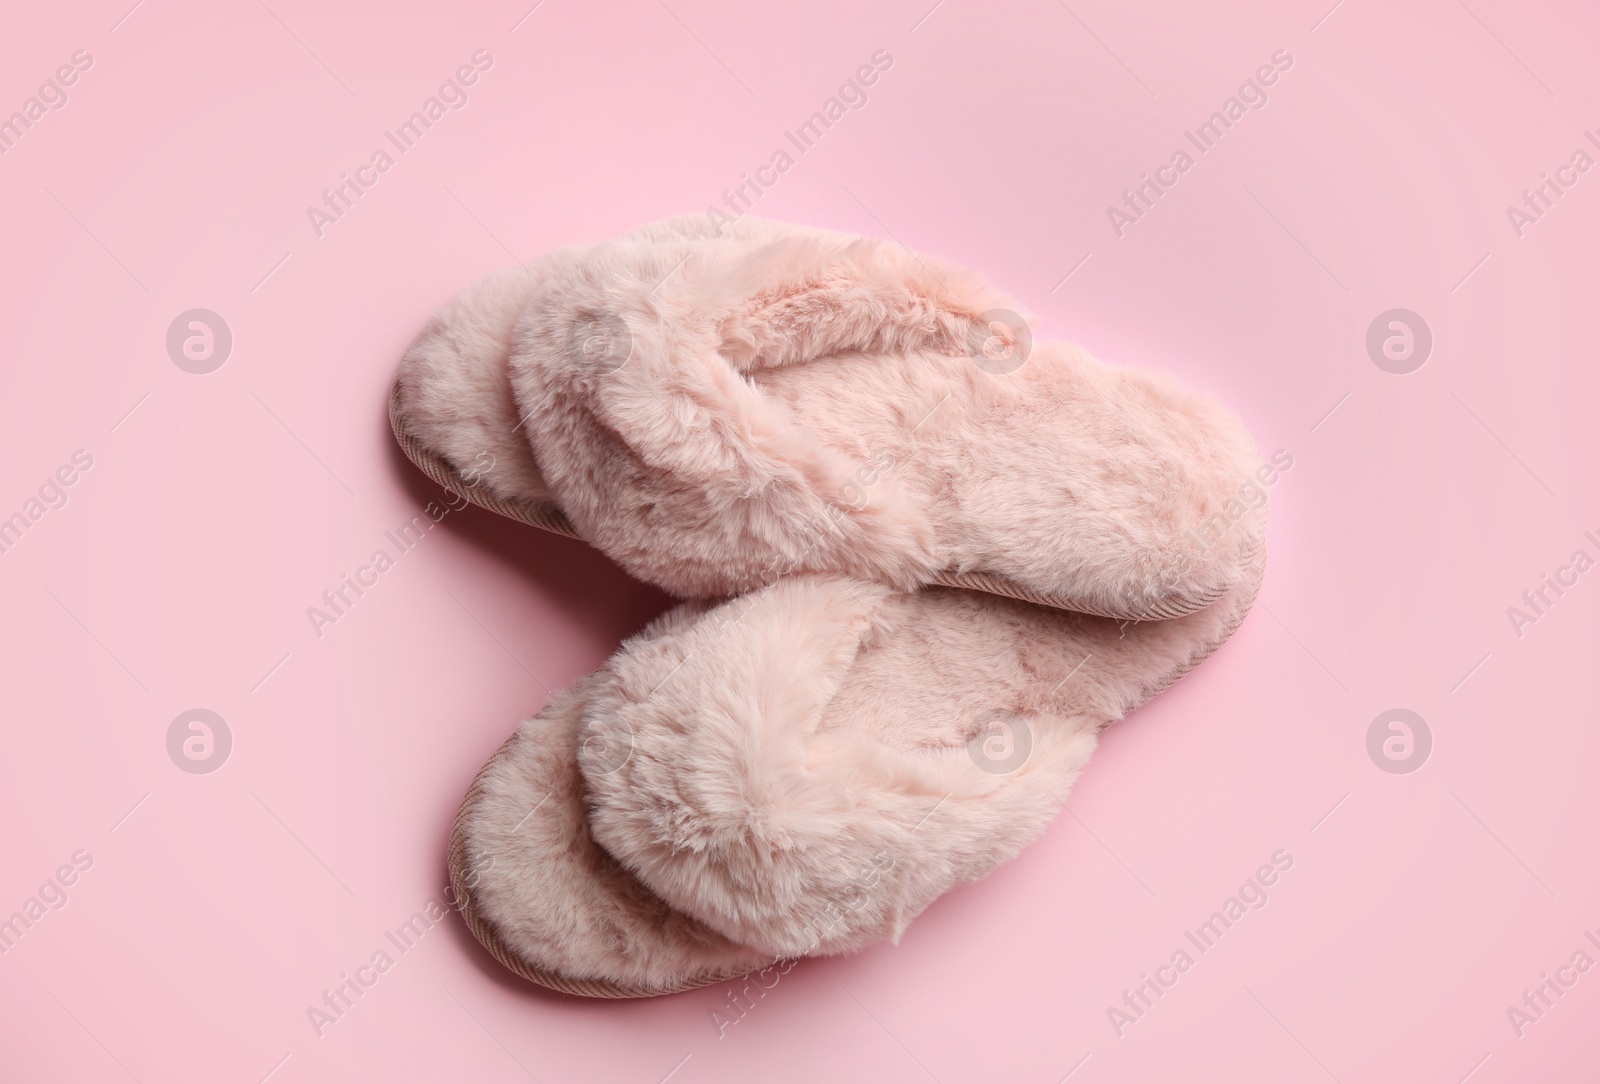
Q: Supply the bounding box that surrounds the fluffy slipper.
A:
[448,668,777,998]
[395,215,1264,620]
[450,538,1263,997]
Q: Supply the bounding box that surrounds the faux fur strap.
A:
[504,217,1028,597]
[577,575,1099,959]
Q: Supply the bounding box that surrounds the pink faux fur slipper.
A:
[450,541,1263,998]
[394,215,1264,621]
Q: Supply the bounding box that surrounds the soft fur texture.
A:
[457,539,1263,991]
[427,214,1273,995]
[398,215,1264,620]
[459,660,775,994]
[398,266,553,504]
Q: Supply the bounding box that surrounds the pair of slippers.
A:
[391,214,1267,998]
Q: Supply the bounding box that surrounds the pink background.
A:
[2,0,1598,1081]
